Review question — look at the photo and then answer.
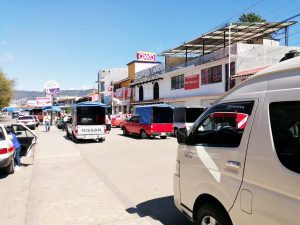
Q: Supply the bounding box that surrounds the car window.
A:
[0,127,5,141]
[18,116,34,120]
[270,101,300,174]
[12,125,30,138]
[191,101,254,147]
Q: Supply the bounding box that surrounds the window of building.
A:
[225,62,236,91]
[270,101,300,174]
[191,101,254,147]
[139,86,144,101]
[153,82,159,100]
[171,75,184,90]
[201,65,222,85]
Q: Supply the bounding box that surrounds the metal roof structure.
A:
[160,21,296,56]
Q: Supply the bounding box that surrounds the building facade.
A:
[131,22,300,109]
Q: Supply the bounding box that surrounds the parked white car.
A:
[17,116,37,130]
[174,56,300,225]
[0,125,15,174]
[0,123,37,175]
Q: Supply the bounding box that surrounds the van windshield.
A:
[77,106,105,125]
[186,108,204,123]
[153,107,173,123]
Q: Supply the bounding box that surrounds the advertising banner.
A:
[44,80,60,95]
[136,51,156,62]
[184,74,200,90]
[36,97,52,107]
[114,88,123,99]
[27,100,37,107]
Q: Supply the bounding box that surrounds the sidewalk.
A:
[25,126,159,225]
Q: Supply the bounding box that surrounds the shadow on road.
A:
[0,171,9,179]
[117,134,172,141]
[126,196,193,225]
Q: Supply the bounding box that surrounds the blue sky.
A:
[1,0,300,91]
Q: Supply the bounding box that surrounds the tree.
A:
[238,12,266,23]
[0,70,14,108]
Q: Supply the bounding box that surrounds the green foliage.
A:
[238,12,266,23]
[0,70,15,108]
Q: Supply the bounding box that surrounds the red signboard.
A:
[136,51,156,62]
[184,74,200,90]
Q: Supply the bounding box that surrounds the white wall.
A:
[135,62,160,73]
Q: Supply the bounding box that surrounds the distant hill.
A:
[13,89,94,100]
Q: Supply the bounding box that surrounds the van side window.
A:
[191,101,254,147]
[270,101,300,174]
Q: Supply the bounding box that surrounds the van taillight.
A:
[75,126,78,135]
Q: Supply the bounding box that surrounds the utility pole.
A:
[97,71,101,103]
[228,23,231,91]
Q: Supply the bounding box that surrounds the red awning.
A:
[231,66,268,78]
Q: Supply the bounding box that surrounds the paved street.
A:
[0,122,192,225]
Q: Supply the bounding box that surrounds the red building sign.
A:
[184,74,200,90]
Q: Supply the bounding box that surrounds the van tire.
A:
[4,159,15,174]
[174,127,178,137]
[140,130,147,139]
[72,133,78,143]
[196,203,232,225]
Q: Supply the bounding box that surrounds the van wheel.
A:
[140,130,147,139]
[4,159,15,174]
[196,203,232,225]
[174,128,178,137]
[72,133,78,143]
[66,130,70,138]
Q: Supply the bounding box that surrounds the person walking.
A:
[105,114,111,134]
[43,113,51,132]
[63,114,68,131]
[6,127,22,171]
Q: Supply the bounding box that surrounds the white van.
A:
[66,102,106,142]
[173,107,205,133]
[174,56,300,225]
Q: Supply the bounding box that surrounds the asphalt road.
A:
[0,120,193,225]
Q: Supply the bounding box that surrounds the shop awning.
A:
[231,66,268,78]
[160,21,296,57]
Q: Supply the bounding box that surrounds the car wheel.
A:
[140,130,147,139]
[122,127,128,136]
[196,203,232,225]
[32,126,36,130]
[4,159,15,174]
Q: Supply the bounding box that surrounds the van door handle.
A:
[226,161,241,169]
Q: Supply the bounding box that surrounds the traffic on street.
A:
[2,1,300,225]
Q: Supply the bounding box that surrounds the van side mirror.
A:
[177,128,188,144]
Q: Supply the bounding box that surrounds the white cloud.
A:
[0,53,13,62]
